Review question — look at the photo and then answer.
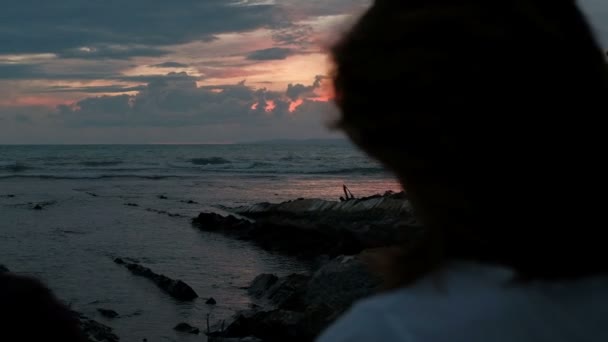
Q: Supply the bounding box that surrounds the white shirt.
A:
[317,262,608,342]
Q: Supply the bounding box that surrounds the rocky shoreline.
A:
[194,192,416,341]
[1,191,414,341]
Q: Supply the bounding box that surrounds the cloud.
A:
[55,73,335,128]
[0,0,278,56]
[272,24,316,47]
[58,45,170,60]
[286,75,326,100]
[150,62,190,68]
[43,85,147,94]
[246,47,294,60]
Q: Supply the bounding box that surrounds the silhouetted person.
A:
[319,0,608,341]
[0,272,88,341]
[342,184,355,201]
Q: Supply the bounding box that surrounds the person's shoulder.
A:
[317,291,416,342]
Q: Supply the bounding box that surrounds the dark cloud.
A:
[286,75,325,100]
[0,64,42,79]
[150,62,190,68]
[58,45,170,60]
[55,73,333,127]
[246,47,294,60]
[0,64,200,84]
[0,0,278,56]
[272,24,315,47]
[43,85,147,94]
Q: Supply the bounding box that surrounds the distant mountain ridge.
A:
[243,138,349,145]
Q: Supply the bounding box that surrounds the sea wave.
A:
[80,160,123,167]
[0,162,32,172]
[190,157,231,165]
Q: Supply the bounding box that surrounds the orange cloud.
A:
[289,98,304,113]
[265,100,276,113]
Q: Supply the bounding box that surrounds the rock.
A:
[216,253,381,341]
[248,274,278,298]
[78,314,120,342]
[97,308,119,319]
[174,322,200,334]
[193,193,416,258]
[208,337,262,342]
[0,265,9,273]
[158,195,168,200]
[33,204,43,210]
[223,310,307,342]
[114,259,198,301]
[305,254,381,316]
[206,297,217,305]
[262,274,310,310]
[125,203,139,207]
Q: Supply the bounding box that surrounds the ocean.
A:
[0,142,401,341]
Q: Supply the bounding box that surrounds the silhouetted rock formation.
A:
[174,322,200,334]
[114,258,198,301]
[206,297,217,305]
[212,254,381,342]
[193,192,416,258]
[77,313,120,342]
[97,308,119,319]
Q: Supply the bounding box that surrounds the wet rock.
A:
[208,337,262,342]
[262,274,310,310]
[216,253,381,341]
[78,314,120,342]
[174,322,200,334]
[193,193,416,258]
[206,297,217,305]
[248,274,278,298]
[114,258,198,301]
[158,195,168,200]
[0,265,9,273]
[223,310,307,342]
[97,308,119,319]
[33,204,43,210]
[125,203,139,207]
[305,254,381,315]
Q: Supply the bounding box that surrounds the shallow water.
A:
[0,143,401,341]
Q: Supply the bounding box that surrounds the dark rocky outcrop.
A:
[197,192,416,341]
[77,313,120,342]
[174,322,200,334]
[114,258,198,301]
[213,253,382,342]
[208,337,262,342]
[97,308,119,319]
[192,192,416,258]
[206,297,217,305]
[248,274,279,298]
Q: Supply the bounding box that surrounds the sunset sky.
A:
[0,0,606,144]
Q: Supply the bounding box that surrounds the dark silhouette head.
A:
[332,0,608,286]
[0,273,87,341]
